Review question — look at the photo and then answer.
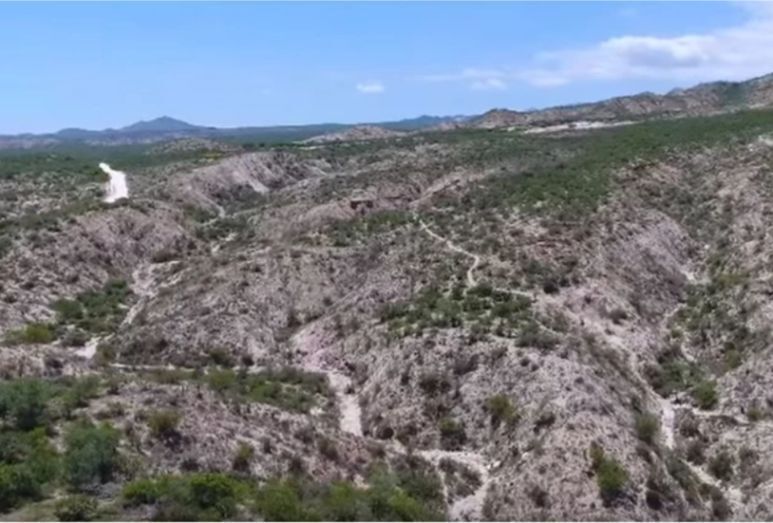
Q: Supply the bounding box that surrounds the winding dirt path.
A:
[99,163,129,203]
[418,449,492,521]
[291,324,492,520]
[417,217,480,287]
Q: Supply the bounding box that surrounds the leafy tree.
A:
[0,379,50,430]
[63,422,120,490]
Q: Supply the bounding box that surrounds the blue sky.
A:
[1,1,771,134]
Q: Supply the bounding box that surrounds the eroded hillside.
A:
[3,110,773,521]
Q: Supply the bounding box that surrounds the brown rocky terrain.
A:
[471,73,773,130]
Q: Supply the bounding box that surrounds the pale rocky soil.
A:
[4,120,773,520]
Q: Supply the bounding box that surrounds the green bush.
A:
[52,280,131,335]
[123,478,164,506]
[204,367,328,413]
[124,473,246,521]
[254,479,310,521]
[54,495,98,521]
[0,463,44,512]
[634,412,660,445]
[438,418,467,450]
[596,457,629,502]
[61,376,101,415]
[708,449,734,481]
[0,379,50,430]
[692,380,719,410]
[485,394,518,428]
[589,444,628,503]
[253,471,444,522]
[63,422,121,490]
[188,473,242,519]
[147,409,182,440]
[232,442,255,472]
[5,322,56,345]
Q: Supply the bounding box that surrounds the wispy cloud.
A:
[355,81,385,94]
[421,4,773,89]
[421,68,509,91]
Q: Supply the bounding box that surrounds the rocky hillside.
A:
[303,125,406,144]
[471,73,773,130]
[3,107,773,521]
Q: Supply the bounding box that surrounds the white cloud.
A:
[522,5,773,86]
[420,4,773,89]
[421,68,509,91]
[471,77,507,91]
[355,81,385,94]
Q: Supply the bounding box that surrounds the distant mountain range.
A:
[4,72,773,151]
[0,114,470,149]
[469,73,773,129]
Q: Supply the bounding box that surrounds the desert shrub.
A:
[708,449,734,481]
[147,409,182,440]
[692,380,719,410]
[597,456,629,503]
[0,463,44,512]
[318,437,339,462]
[207,348,235,368]
[485,394,518,428]
[61,376,101,415]
[232,442,255,472]
[253,479,310,521]
[63,421,121,490]
[438,418,467,450]
[253,464,444,521]
[5,322,56,345]
[418,372,451,396]
[52,280,131,334]
[0,379,51,430]
[124,473,245,520]
[747,405,765,422]
[686,439,706,465]
[635,412,660,445]
[527,484,550,509]
[54,495,98,521]
[589,443,628,503]
[204,367,328,413]
[711,488,732,520]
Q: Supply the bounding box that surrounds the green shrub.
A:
[204,367,328,413]
[188,473,242,519]
[708,449,734,481]
[589,444,628,503]
[51,280,131,335]
[123,478,164,506]
[254,479,310,521]
[232,442,255,472]
[124,473,245,520]
[596,456,629,502]
[147,409,182,440]
[63,422,121,490]
[438,418,467,450]
[0,379,50,430]
[634,412,660,445]
[5,322,56,345]
[54,495,98,521]
[692,380,719,410]
[61,376,101,415]
[485,394,518,428]
[0,463,45,512]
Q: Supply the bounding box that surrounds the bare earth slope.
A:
[4,108,773,520]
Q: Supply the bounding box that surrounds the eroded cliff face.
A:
[3,111,773,520]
